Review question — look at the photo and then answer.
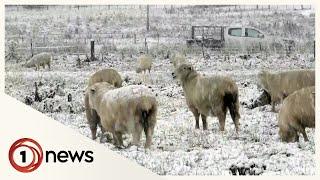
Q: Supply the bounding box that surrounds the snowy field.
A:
[5,5,315,175]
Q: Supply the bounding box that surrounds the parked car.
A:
[186,26,295,53]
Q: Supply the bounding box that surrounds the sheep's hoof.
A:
[99,135,107,143]
[220,130,226,136]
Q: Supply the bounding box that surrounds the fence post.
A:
[157,33,159,47]
[146,5,150,31]
[314,40,315,59]
[30,39,33,57]
[91,39,95,61]
[144,38,148,54]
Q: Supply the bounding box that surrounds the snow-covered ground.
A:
[5,5,315,175]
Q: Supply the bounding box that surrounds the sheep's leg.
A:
[132,128,142,146]
[271,101,276,112]
[144,71,147,83]
[145,128,154,149]
[98,122,108,143]
[148,69,151,84]
[271,95,280,112]
[48,62,51,70]
[190,107,200,129]
[115,132,123,147]
[112,132,119,146]
[113,131,124,148]
[89,123,97,140]
[132,132,141,146]
[300,128,309,141]
[201,114,207,130]
[217,112,226,132]
[232,114,240,134]
[290,128,299,142]
[85,94,97,140]
[90,110,100,140]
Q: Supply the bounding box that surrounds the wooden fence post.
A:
[30,39,34,57]
[91,39,95,61]
[144,38,148,54]
[146,5,150,31]
[314,40,315,59]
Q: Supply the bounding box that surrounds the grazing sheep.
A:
[85,82,115,140]
[258,69,315,112]
[172,64,240,133]
[136,54,153,83]
[136,54,152,74]
[171,53,187,68]
[88,83,157,148]
[88,68,123,87]
[85,68,122,140]
[278,86,315,142]
[24,52,52,70]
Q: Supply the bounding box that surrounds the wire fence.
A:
[5,5,315,61]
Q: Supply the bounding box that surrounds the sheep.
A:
[85,82,115,140]
[171,53,187,68]
[136,54,152,74]
[87,82,157,148]
[88,68,122,87]
[258,69,315,112]
[278,86,315,142]
[136,54,152,83]
[23,52,52,70]
[172,64,240,133]
[85,68,122,140]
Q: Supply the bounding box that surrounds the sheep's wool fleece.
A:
[102,85,153,102]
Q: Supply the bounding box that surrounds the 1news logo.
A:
[9,138,94,173]
[8,138,43,173]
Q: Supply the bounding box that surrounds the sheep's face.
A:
[88,82,114,109]
[257,70,269,90]
[172,64,193,80]
[88,85,99,109]
[23,61,32,67]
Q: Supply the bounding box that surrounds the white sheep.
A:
[85,68,122,140]
[136,54,152,83]
[88,68,123,87]
[24,52,52,70]
[258,69,315,112]
[278,86,315,142]
[172,64,240,133]
[87,83,158,148]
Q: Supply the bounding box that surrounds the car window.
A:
[245,28,262,38]
[228,28,242,37]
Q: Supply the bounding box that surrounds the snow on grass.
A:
[5,51,315,175]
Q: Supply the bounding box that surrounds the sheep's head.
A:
[88,82,114,109]
[172,63,194,81]
[257,70,270,90]
[23,61,32,68]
